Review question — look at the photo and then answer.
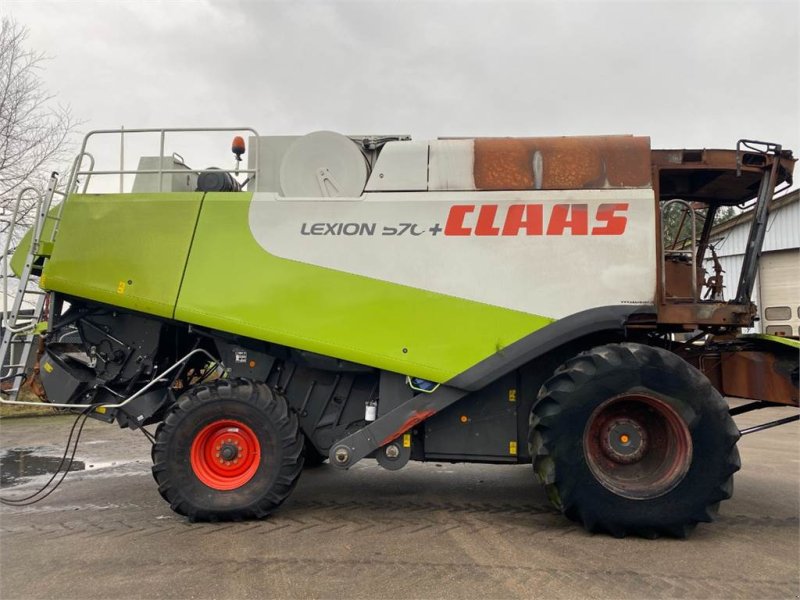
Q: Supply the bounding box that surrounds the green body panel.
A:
[175,193,551,382]
[41,193,204,319]
[739,333,800,350]
[36,191,552,382]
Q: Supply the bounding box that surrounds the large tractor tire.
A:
[529,343,740,538]
[152,378,304,521]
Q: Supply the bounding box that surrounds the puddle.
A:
[0,449,85,487]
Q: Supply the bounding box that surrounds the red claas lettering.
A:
[444,203,628,236]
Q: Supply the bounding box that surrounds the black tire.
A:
[152,378,303,521]
[529,343,740,538]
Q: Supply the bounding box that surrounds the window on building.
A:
[765,306,792,321]
[765,325,793,336]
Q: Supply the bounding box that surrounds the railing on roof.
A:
[64,127,261,194]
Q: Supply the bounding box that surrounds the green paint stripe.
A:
[175,193,552,382]
[740,333,800,349]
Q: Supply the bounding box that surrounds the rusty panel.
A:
[720,351,799,406]
[656,302,755,328]
[653,148,796,203]
[663,258,704,300]
[473,136,652,191]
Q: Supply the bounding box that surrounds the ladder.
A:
[0,172,65,398]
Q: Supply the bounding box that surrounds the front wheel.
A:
[529,343,740,538]
[152,379,304,521]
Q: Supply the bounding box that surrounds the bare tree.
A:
[0,16,77,249]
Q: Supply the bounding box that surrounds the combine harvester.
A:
[1,128,797,537]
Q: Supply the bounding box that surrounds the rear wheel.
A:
[152,378,303,521]
[529,343,740,538]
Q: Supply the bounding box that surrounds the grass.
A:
[0,387,59,418]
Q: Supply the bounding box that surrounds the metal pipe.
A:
[729,401,781,416]
[30,173,59,258]
[63,152,95,196]
[76,153,95,194]
[0,348,222,409]
[739,414,799,435]
[71,168,257,176]
[660,199,698,301]
[81,127,260,135]
[119,125,125,193]
[158,130,165,192]
[71,127,261,193]
[2,187,41,331]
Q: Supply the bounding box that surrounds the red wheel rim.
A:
[583,394,692,500]
[190,419,261,490]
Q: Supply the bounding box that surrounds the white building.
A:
[707,189,799,336]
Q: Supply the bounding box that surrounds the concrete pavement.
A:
[0,402,797,599]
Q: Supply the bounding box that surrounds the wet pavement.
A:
[0,402,798,599]
[0,449,86,487]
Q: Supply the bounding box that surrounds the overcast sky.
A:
[4,0,799,182]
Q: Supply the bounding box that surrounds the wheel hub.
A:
[583,394,693,500]
[219,443,239,462]
[601,418,646,464]
[190,420,261,490]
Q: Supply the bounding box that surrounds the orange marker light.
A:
[620,434,630,444]
[460,415,468,423]
[232,136,246,158]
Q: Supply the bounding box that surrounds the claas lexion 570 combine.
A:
[1,128,798,538]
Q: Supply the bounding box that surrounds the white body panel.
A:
[428,140,476,190]
[366,141,429,191]
[131,157,197,193]
[248,189,657,319]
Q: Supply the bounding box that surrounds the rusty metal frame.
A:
[651,144,795,330]
[733,140,783,304]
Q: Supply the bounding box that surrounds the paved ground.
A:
[0,402,797,600]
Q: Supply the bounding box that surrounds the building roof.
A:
[710,188,798,237]
[710,188,799,257]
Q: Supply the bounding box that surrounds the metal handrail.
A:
[661,199,698,302]
[2,187,42,333]
[63,152,96,196]
[0,348,221,409]
[65,127,260,194]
